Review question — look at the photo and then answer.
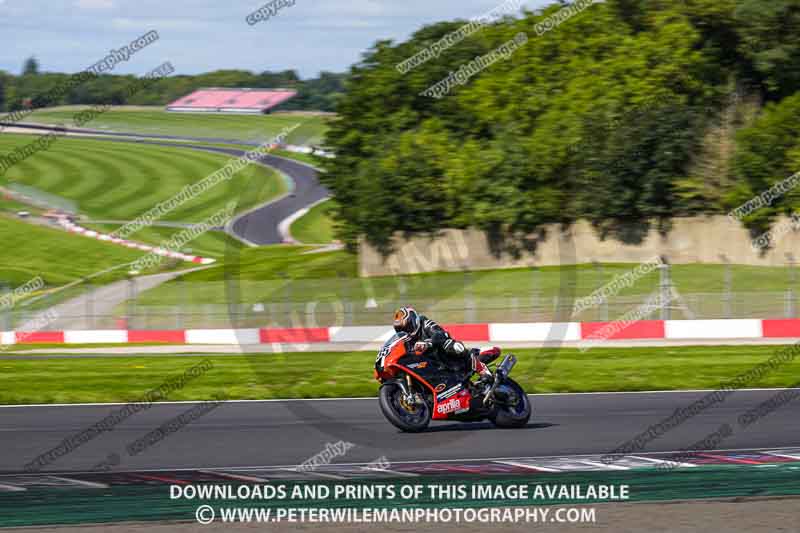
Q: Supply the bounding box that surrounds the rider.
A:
[392,306,493,381]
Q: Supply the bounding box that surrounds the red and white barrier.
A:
[664,319,763,340]
[4,318,800,346]
[490,322,581,342]
[57,218,216,265]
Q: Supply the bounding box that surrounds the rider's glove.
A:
[414,340,432,355]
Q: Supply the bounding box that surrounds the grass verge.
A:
[1,344,798,404]
[290,199,336,244]
[24,107,330,145]
[0,214,145,286]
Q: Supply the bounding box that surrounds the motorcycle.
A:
[374,332,531,432]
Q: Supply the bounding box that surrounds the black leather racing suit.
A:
[415,315,468,366]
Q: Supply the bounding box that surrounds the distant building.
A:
[166,88,296,114]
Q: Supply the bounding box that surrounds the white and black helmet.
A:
[393,306,421,337]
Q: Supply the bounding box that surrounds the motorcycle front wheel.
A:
[379,382,431,432]
[488,378,531,428]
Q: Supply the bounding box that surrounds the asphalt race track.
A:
[1,389,798,474]
[194,145,329,245]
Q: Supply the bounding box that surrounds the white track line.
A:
[199,470,270,483]
[360,467,417,477]
[48,476,108,488]
[296,470,347,480]
[495,460,560,473]
[762,452,800,461]
[629,456,697,468]
[578,460,629,471]
[7,446,798,477]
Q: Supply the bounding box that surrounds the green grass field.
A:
[83,222,245,258]
[272,149,326,167]
[24,106,330,146]
[0,133,286,224]
[0,132,291,294]
[289,199,336,244]
[0,214,145,286]
[0,194,43,216]
[135,245,799,312]
[1,344,798,404]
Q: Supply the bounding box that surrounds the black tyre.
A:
[488,378,531,428]
[379,383,431,432]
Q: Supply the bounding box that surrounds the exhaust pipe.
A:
[484,354,517,404]
[496,354,517,378]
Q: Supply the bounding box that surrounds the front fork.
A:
[396,374,424,407]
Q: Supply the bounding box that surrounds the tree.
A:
[735,0,800,99]
[22,57,39,76]
[578,102,701,240]
[731,91,800,232]
[321,0,719,251]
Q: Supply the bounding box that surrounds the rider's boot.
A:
[470,353,493,381]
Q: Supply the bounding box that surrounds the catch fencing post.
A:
[785,290,796,318]
[84,280,94,330]
[398,275,407,302]
[658,259,671,320]
[281,272,291,328]
[0,282,9,331]
[338,272,353,326]
[463,266,477,323]
[531,267,537,321]
[128,277,138,330]
[178,280,187,330]
[593,261,609,321]
[787,253,797,284]
[720,254,732,318]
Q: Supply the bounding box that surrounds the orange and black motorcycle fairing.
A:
[374,332,531,432]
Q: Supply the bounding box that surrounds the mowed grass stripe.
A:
[91,151,189,217]
[60,142,223,216]
[8,143,162,218]
[14,150,84,200]
[72,148,168,202]
[40,142,221,218]
[77,143,281,222]
[17,147,123,202]
[57,151,144,208]
[0,134,285,224]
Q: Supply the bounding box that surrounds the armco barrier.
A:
[2,319,800,346]
[762,319,800,338]
[489,322,581,342]
[664,318,763,339]
[127,329,187,343]
[580,320,665,340]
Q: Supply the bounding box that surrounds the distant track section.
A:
[0,122,329,245]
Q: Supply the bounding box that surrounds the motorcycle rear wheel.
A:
[379,383,431,432]
[488,378,531,428]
